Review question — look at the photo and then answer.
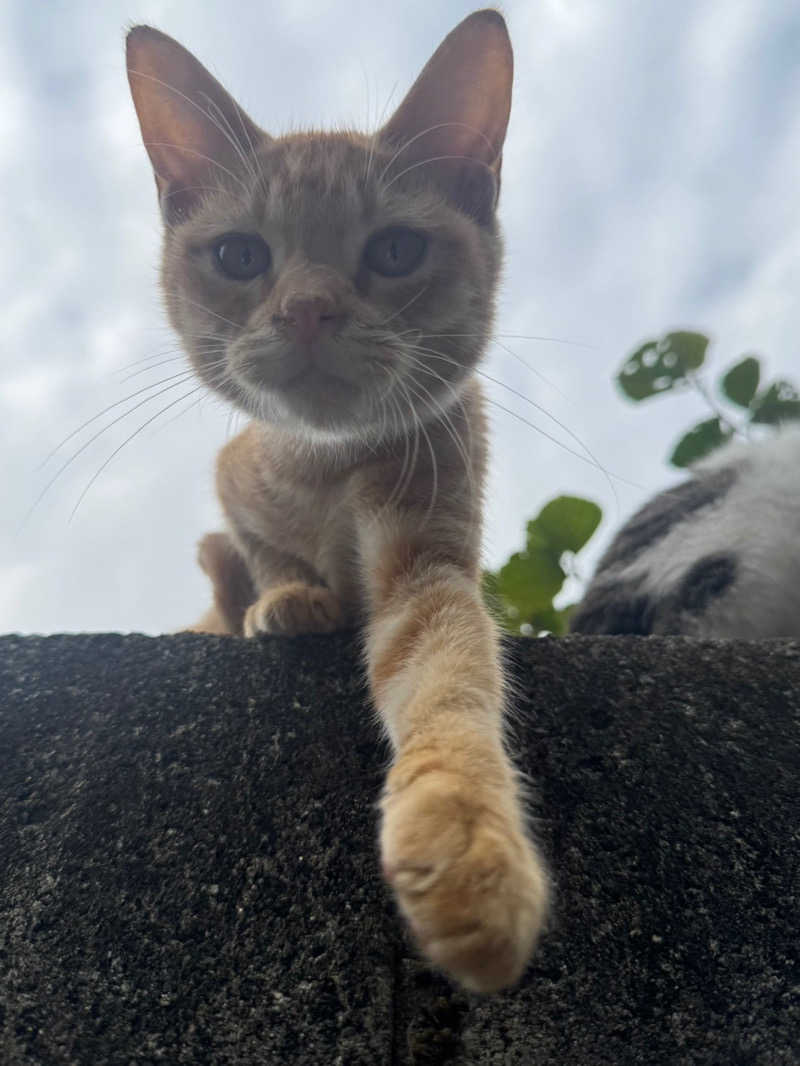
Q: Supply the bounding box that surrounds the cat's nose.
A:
[277,297,341,345]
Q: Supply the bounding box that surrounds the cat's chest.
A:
[260,471,361,602]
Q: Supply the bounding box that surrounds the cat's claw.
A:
[381,762,549,993]
[243,582,344,637]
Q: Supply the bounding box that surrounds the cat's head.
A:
[127,11,512,444]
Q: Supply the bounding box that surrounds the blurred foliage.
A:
[618,330,708,401]
[487,328,800,637]
[616,329,800,467]
[483,495,601,635]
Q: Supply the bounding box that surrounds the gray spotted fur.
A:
[571,430,800,637]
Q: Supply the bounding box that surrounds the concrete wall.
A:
[1,633,798,1064]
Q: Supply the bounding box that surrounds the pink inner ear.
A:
[127,25,265,201]
[379,10,513,170]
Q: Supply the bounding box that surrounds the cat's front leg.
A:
[230,533,346,638]
[188,530,345,637]
[186,531,257,634]
[361,530,549,992]
[243,581,345,637]
[213,427,349,637]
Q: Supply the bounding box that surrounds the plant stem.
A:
[687,372,746,438]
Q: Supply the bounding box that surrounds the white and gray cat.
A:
[571,430,800,638]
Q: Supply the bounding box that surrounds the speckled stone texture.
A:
[0,633,798,1065]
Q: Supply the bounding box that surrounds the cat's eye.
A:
[363,227,427,278]
[213,233,271,280]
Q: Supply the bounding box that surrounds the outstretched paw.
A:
[381,760,548,993]
[243,582,344,637]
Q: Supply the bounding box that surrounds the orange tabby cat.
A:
[127,9,549,993]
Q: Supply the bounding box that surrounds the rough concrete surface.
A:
[0,632,798,1064]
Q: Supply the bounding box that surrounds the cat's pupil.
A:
[213,233,270,281]
[364,227,427,278]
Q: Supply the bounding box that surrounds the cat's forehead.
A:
[245,131,444,230]
[254,132,378,216]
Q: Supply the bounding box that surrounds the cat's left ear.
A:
[126,26,266,225]
[379,9,513,223]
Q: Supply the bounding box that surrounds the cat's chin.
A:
[241,372,385,442]
[280,372,362,426]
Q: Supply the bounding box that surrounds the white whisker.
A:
[382,153,492,194]
[68,382,209,522]
[37,368,201,470]
[378,121,494,185]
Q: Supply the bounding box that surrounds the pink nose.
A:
[279,297,340,345]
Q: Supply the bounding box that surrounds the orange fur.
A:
[127,10,549,992]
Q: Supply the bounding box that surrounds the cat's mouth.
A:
[222,335,397,434]
[230,337,360,393]
[234,354,366,430]
[281,363,354,392]
[247,360,362,417]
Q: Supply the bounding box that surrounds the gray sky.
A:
[3,0,800,634]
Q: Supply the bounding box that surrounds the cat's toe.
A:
[381,766,548,993]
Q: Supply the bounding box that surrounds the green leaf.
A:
[720,356,760,408]
[663,331,709,370]
[534,495,602,554]
[750,380,800,425]
[496,547,565,618]
[524,604,566,636]
[556,602,579,631]
[488,494,603,637]
[531,604,580,637]
[617,331,709,402]
[669,417,731,468]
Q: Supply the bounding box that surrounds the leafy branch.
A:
[486,328,800,636]
[483,495,601,635]
[616,330,800,466]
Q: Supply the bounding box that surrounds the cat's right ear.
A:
[126,26,266,225]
